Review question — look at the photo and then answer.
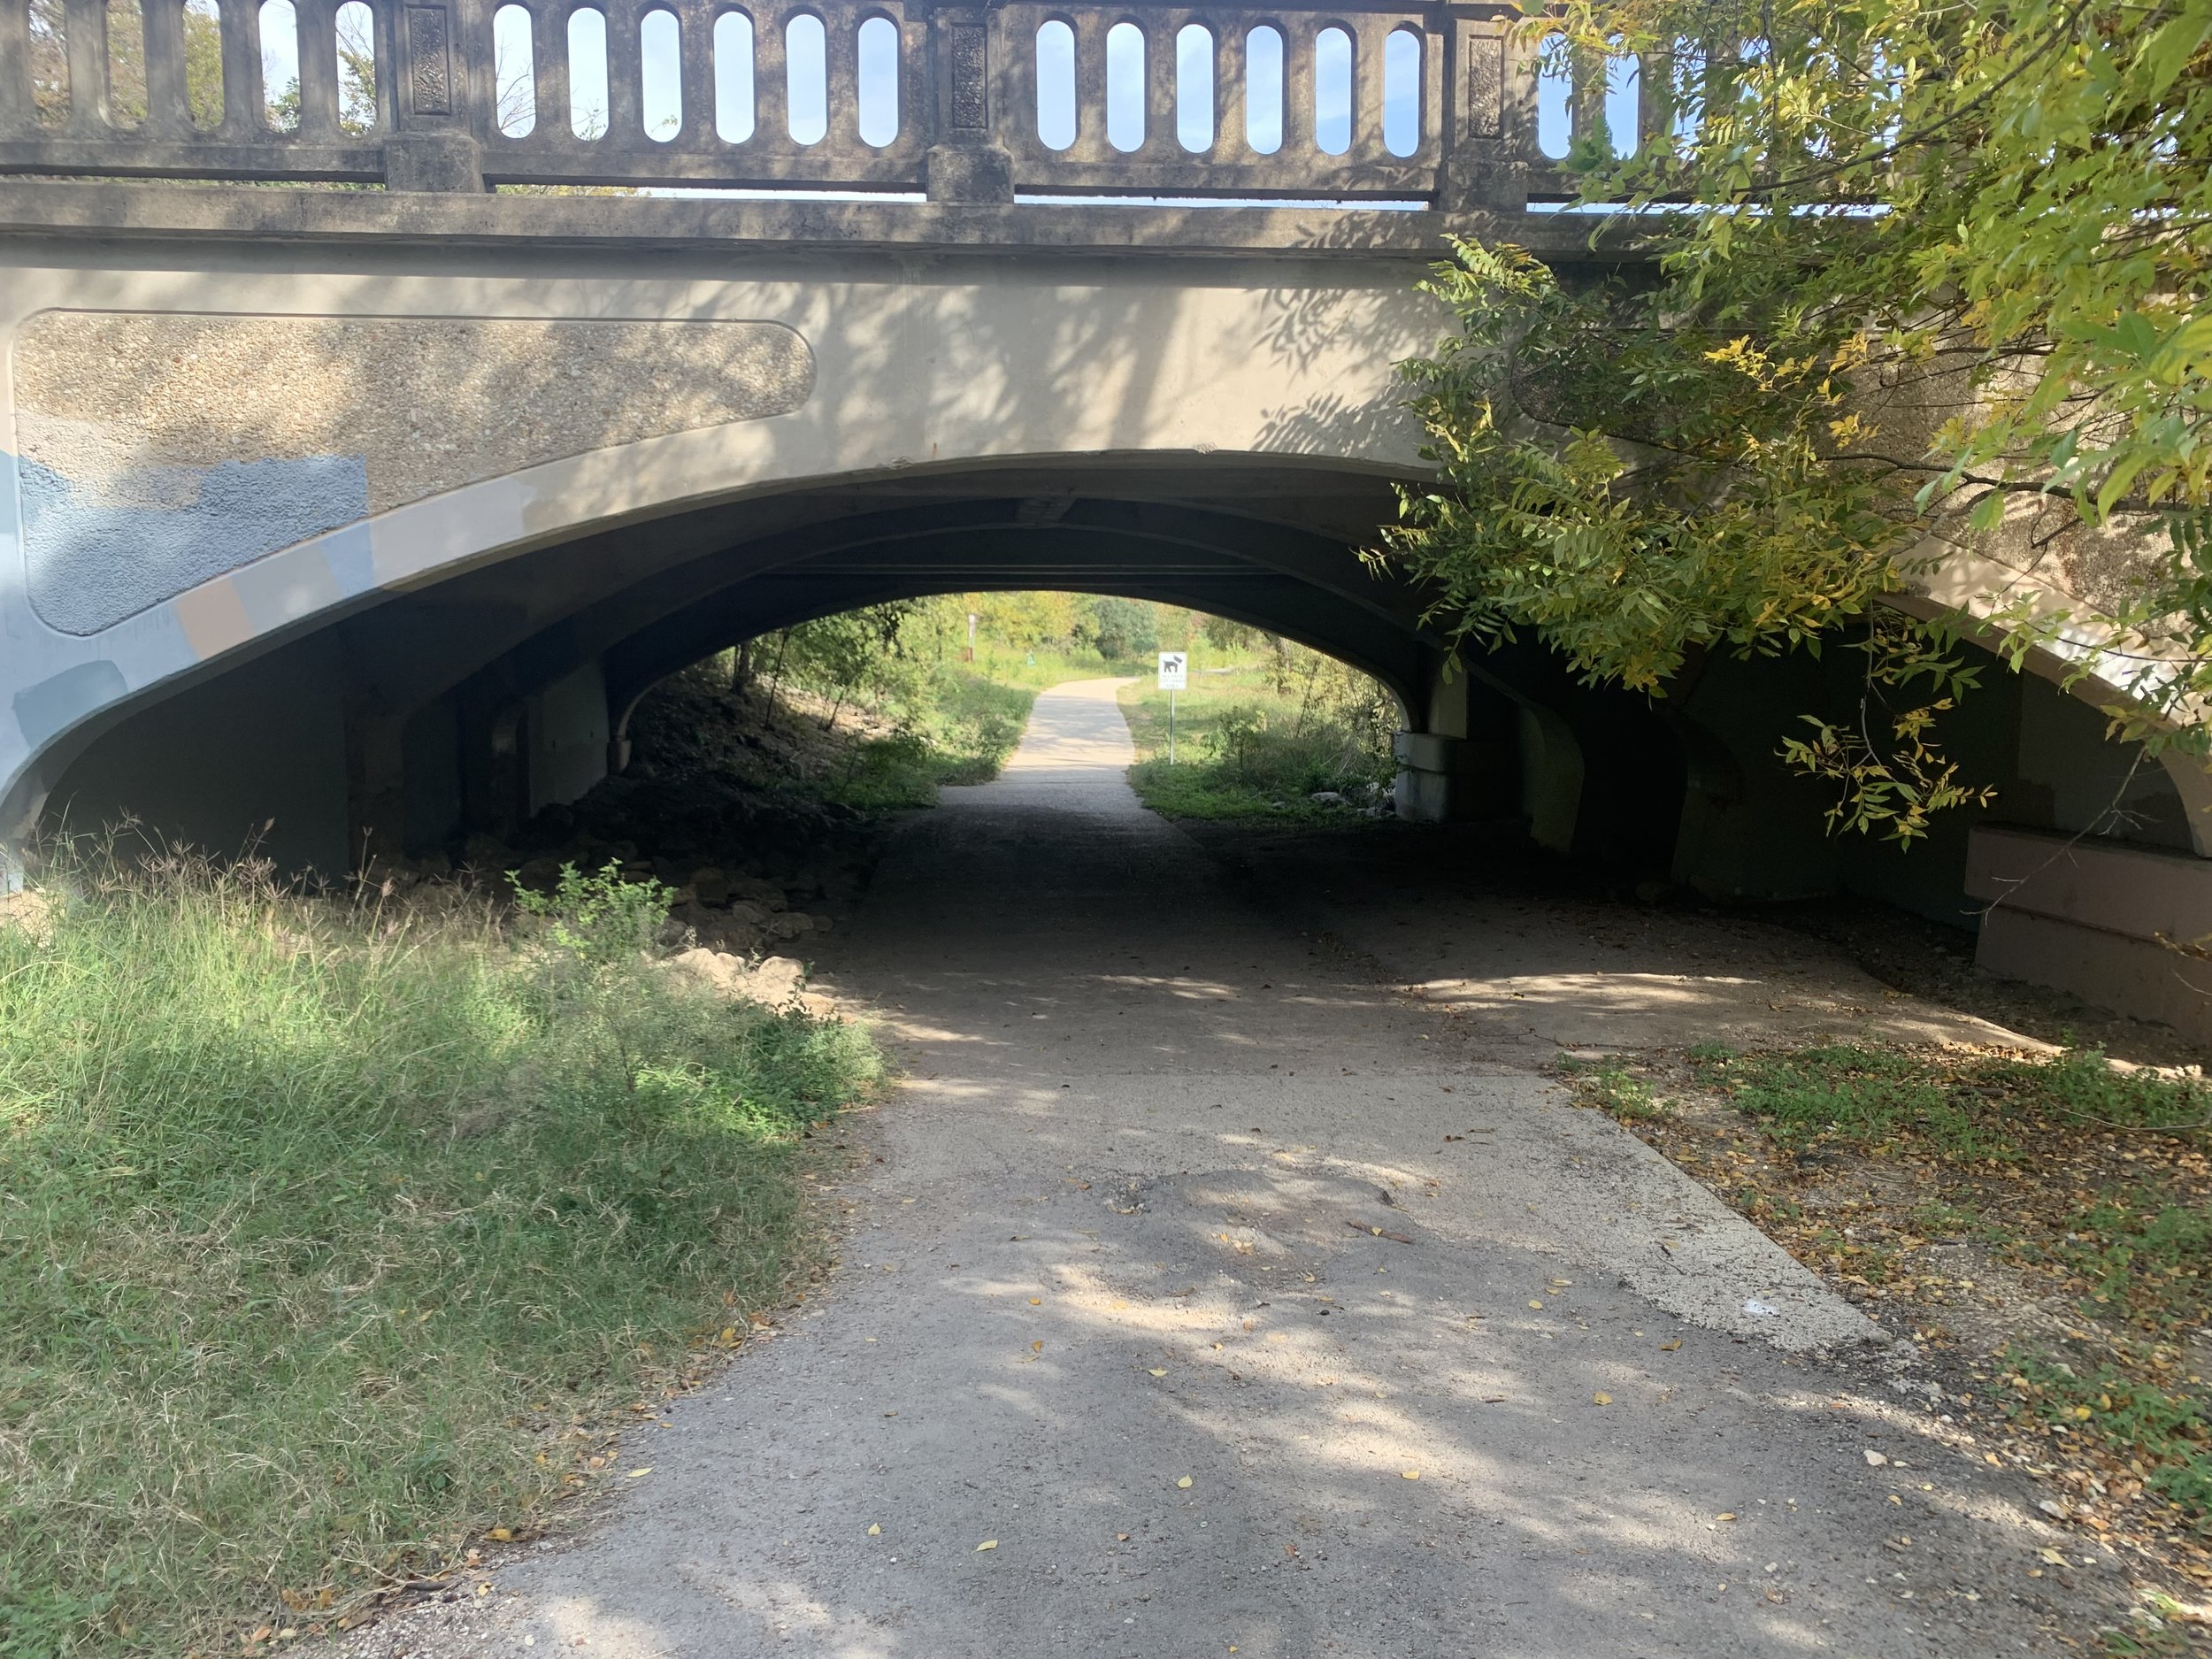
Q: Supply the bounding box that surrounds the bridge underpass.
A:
[1,0,2207,1030]
[3,0,2209,1646]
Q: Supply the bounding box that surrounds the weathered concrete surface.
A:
[13,313,811,634]
[339,683,2087,1659]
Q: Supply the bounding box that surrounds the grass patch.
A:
[1118,666,1395,823]
[1691,1042,2211,1162]
[1999,1353,2212,1531]
[0,854,884,1657]
[812,672,1040,810]
[1559,1056,1674,1125]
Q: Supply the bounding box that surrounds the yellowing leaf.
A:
[1593,1392,1613,1406]
[626,1468,652,1479]
[1717,1512,1738,1522]
[1029,1298,1041,1305]
[1660,1339,1682,1352]
[2039,1548,2068,1566]
[1032,1340,1043,1353]
[1148,1368,1168,1377]
[867,1524,881,1536]
[975,1540,998,1552]
[1528,1300,1544,1310]
[1401,1470,1420,1480]
[1177,1476,1194,1489]
[486,1528,513,1542]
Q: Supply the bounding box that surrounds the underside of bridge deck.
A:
[32,451,2200,953]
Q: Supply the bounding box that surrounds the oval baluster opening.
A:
[492,3,535,136]
[639,7,681,141]
[335,0,376,134]
[856,12,897,147]
[1671,37,1704,150]
[106,0,148,127]
[27,0,69,130]
[569,7,610,139]
[258,0,300,131]
[1104,19,1142,152]
[1535,34,1570,159]
[714,10,755,143]
[1605,36,1639,157]
[1174,23,1211,153]
[787,12,826,144]
[1313,25,1350,156]
[1381,26,1420,157]
[1034,18,1074,150]
[1242,23,1281,154]
[184,0,224,128]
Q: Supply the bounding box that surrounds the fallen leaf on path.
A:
[486,1528,513,1542]
[1148,1368,1168,1377]
[1528,1301,1544,1310]
[1717,1512,1737,1522]
[1660,1340,1682,1351]
[1033,1340,1043,1352]
[2039,1548,2068,1566]
[1177,1476,1194,1489]
[1863,1450,1888,1467]
[626,1468,652,1479]
[1030,1298,1041,1305]
[1593,1393,1613,1407]
[867,1525,880,1536]
[975,1540,997,1552]
[1401,1470,1420,1480]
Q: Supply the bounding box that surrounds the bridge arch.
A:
[3,204,2206,1037]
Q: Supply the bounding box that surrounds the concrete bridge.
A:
[2,0,2208,1036]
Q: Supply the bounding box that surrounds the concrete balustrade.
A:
[0,0,1668,204]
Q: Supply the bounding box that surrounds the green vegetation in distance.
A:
[1381,0,2212,847]
[718,595,1404,820]
[1119,618,1400,822]
[0,853,883,1658]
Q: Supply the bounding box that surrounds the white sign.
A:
[1156,651,1187,691]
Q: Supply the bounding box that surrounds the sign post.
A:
[1156,651,1187,764]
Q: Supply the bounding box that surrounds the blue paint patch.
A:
[20,453,371,636]
[13,658,127,750]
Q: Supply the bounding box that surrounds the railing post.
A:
[921,0,1013,204]
[383,0,486,189]
[1438,2,1528,212]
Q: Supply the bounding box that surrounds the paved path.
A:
[382,681,2077,1658]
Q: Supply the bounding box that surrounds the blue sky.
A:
[256,4,1638,166]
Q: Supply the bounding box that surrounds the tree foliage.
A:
[1379,0,2212,841]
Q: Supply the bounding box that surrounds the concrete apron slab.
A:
[370,680,2069,1659]
[891,1068,1878,1354]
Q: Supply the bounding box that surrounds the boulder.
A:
[728,874,788,911]
[664,948,813,1010]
